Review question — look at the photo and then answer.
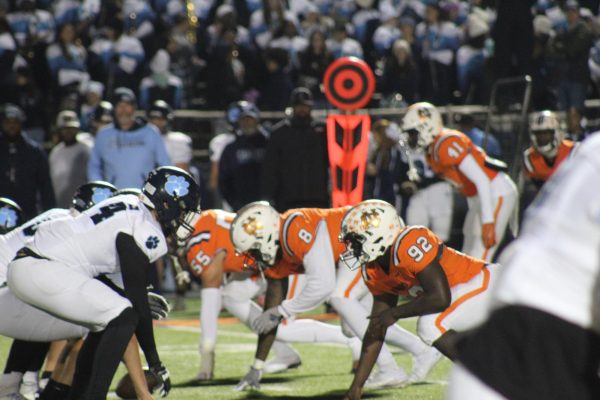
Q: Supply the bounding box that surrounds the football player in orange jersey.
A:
[402,102,518,262]
[185,209,362,381]
[231,202,441,391]
[522,110,577,188]
[339,200,500,400]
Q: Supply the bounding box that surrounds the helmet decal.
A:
[91,187,115,205]
[0,207,18,229]
[242,216,263,237]
[360,210,381,230]
[165,175,190,197]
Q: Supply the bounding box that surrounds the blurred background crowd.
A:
[2,0,600,279]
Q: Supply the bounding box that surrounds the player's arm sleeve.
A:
[278,221,336,317]
[116,232,160,367]
[458,154,494,223]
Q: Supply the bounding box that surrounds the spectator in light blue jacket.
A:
[88,87,171,188]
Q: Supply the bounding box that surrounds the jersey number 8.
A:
[298,228,313,244]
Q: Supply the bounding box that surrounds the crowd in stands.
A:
[0,0,597,138]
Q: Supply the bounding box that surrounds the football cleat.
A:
[263,353,302,374]
[408,347,444,383]
[364,368,409,389]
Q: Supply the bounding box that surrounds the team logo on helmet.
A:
[91,188,114,205]
[417,108,431,119]
[164,176,190,197]
[0,207,18,229]
[242,216,263,237]
[360,210,381,230]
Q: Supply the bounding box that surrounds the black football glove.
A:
[150,362,171,397]
[147,292,170,320]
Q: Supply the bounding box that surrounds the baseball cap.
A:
[2,104,24,122]
[56,110,81,129]
[565,0,579,10]
[290,87,314,107]
[113,87,137,106]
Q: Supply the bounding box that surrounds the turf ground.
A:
[0,296,451,400]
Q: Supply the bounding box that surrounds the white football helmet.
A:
[529,110,562,158]
[339,200,405,273]
[230,201,281,271]
[401,102,443,149]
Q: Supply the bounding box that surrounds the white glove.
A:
[175,270,191,286]
[234,367,262,391]
[147,292,170,320]
[251,306,283,334]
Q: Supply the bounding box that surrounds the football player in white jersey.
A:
[5,167,201,400]
[446,134,600,400]
[0,183,117,400]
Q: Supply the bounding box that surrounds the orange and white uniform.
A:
[426,129,518,262]
[186,209,245,277]
[522,140,575,183]
[365,225,498,345]
[264,207,348,318]
[264,207,433,367]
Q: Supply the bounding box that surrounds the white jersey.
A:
[0,208,71,273]
[29,195,167,278]
[163,131,192,165]
[492,133,600,332]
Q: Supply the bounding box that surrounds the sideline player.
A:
[231,202,440,391]
[522,110,577,188]
[402,102,518,261]
[5,167,200,399]
[446,132,600,400]
[339,200,499,400]
[185,209,362,380]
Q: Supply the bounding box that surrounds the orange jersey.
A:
[264,207,350,279]
[522,140,575,182]
[185,210,245,277]
[365,226,485,297]
[426,129,498,197]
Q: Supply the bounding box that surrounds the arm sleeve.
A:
[116,232,160,367]
[458,153,494,224]
[278,220,336,317]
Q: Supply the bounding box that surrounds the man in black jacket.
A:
[219,102,268,211]
[0,104,55,220]
[260,87,330,212]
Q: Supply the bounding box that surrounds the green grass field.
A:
[0,296,451,399]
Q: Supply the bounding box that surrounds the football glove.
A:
[234,367,262,391]
[150,362,171,397]
[147,292,170,320]
[251,306,283,334]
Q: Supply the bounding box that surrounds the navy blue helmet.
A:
[142,166,201,240]
[72,181,118,212]
[0,197,22,234]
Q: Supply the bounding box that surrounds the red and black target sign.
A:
[323,57,375,111]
